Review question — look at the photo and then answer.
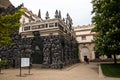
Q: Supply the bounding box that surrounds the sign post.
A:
[18,58,30,77]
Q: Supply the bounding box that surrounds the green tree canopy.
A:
[92,0,120,64]
[0,10,24,46]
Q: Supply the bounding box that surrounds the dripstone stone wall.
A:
[0,32,79,69]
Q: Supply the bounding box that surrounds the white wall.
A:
[74,25,96,62]
[75,26,95,44]
[76,30,91,35]
[20,15,30,24]
[76,36,93,43]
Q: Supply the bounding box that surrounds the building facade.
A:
[74,24,96,62]
[19,11,79,68]
[19,4,42,24]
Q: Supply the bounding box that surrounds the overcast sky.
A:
[10,0,93,26]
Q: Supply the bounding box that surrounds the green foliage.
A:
[101,64,120,78]
[74,43,79,62]
[92,0,120,63]
[0,10,24,46]
[0,60,7,67]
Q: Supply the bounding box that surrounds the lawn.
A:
[101,64,120,78]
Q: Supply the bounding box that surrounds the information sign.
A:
[21,58,30,67]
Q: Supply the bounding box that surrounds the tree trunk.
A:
[113,53,117,64]
[0,67,1,73]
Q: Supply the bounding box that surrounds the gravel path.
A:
[0,63,119,80]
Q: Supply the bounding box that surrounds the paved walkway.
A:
[0,63,120,80]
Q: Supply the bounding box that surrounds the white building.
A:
[20,4,42,24]
[19,4,42,33]
[74,24,96,62]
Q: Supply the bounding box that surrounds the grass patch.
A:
[101,64,120,78]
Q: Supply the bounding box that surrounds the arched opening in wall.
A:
[31,45,43,64]
[80,46,90,62]
[31,31,43,64]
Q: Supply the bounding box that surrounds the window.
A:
[40,24,45,28]
[45,24,48,28]
[24,26,30,31]
[55,23,58,27]
[82,36,86,40]
[32,25,40,30]
[49,23,54,27]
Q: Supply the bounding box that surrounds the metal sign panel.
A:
[21,58,30,67]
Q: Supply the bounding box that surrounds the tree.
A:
[0,10,24,46]
[92,0,120,64]
[0,59,7,73]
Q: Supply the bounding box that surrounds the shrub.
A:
[0,60,7,67]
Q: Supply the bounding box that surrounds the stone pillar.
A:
[42,35,63,69]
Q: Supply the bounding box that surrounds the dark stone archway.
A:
[31,31,43,64]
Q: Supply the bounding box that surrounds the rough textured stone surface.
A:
[0,31,78,69]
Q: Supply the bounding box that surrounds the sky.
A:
[9,0,93,26]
